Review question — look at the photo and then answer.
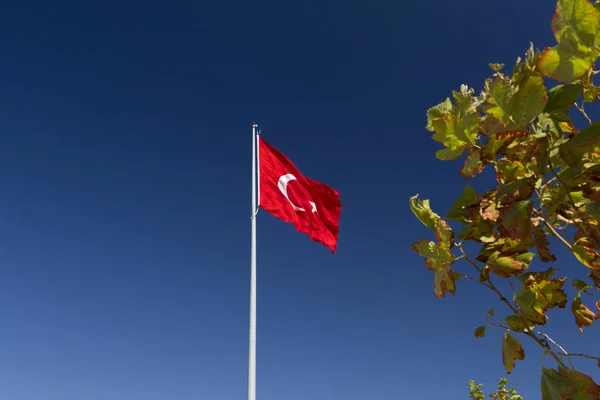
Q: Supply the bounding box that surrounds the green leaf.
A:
[481,73,548,133]
[487,308,495,317]
[515,269,568,325]
[573,237,600,269]
[541,366,600,400]
[458,217,497,243]
[585,203,600,224]
[538,0,600,82]
[551,0,599,49]
[586,202,600,223]
[495,159,528,184]
[513,43,543,85]
[511,73,549,128]
[570,191,591,207]
[411,238,456,298]
[411,238,454,269]
[409,195,455,250]
[545,83,583,112]
[426,87,480,161]
[516,252,536,264]
[474,325,486,338]
[446,185,479,223]
[583,82,599,102]
[572,293,597,332]
[487,251,535,278]
[409,195,437,228]
[573,279,591,292]
[477,236,535,264]
[560,120,600,168]
[505,315,535,332]
[502,332,525,374]
[481,134,506,161]
[519,267,558,281]
[538,44,597,84]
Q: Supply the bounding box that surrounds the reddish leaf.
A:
[461,148,486,179]
[499,201,533,239]
[532,227,557,262]
[572,294,597,332]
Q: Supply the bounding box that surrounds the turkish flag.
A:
[259,137,341,253]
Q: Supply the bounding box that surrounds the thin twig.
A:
[575,102,592,125]
[536,211,574,251]
[537,331,568,355]
[536,168,575,252]
[538,169,577,248]
[509,278,516,301]
[456,243,567,368]
[486,322,510,330]
[458,272,480,283]
[555,353,600,362]
[537,331,575,369]
[537,329,600,366]
[456,243,482,272]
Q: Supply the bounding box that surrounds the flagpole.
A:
[248,123,258,400]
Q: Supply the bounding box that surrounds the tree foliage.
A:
[469,378,523,400]
[410,1,600,398]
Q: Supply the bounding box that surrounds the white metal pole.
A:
[248,123,258,400]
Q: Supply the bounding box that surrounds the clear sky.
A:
[0,0,598,399]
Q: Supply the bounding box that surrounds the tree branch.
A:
[456,243,567,368]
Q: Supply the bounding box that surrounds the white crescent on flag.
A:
[277,174,317,213]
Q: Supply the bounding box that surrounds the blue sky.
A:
[0,0,598,399]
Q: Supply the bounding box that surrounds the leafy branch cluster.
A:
[410,0,600,398]
[469,378,523,400]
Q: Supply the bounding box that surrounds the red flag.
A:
[259,137,341,252]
